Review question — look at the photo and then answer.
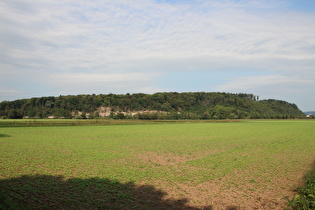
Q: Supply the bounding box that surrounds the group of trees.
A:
[0,92,305,119]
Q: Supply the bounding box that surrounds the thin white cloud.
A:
[0,88,22,96]
[215,74,315,106]
[2,0,314,66]
[47,72,159,84]
[41,72,162,95]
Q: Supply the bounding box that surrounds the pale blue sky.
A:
[1,0,314,111]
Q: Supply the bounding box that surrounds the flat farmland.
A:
[1,120,315,209]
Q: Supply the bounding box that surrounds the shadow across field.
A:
[0,134,10,138]
[0,175,220,210]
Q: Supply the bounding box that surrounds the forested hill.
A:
[0,92,305,119]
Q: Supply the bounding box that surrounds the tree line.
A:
[0,92,305,119]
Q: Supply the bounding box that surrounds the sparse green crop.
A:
[0,120,314,209]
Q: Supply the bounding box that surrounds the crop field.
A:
[1,120,315,209]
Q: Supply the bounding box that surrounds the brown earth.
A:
[136,151,312,209]
[137,151,221,166]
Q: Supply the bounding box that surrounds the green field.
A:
[1,120,315,209]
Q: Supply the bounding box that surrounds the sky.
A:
[1,0,315,111]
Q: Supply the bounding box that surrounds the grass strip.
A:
[0,119,243,127]
[288,162,315,209]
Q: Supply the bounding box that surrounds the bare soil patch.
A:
[142,170,306,209]
[136,152,313,209]
[137,150,221,166]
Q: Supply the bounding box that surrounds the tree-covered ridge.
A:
[0,92,305,119]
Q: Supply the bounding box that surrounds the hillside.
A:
[0,92,305,119]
